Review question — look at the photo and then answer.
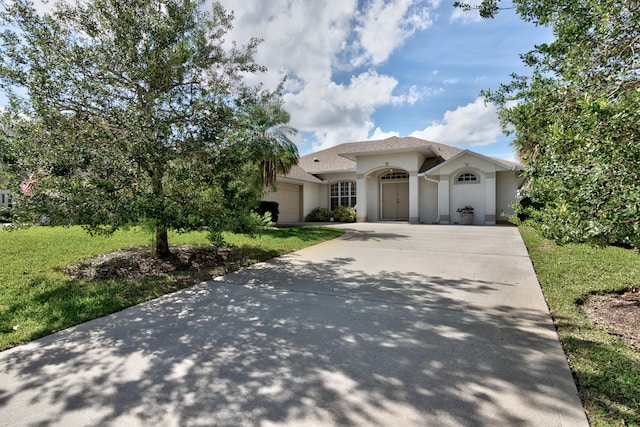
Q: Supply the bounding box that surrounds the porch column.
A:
[356,174,367,222]
[484,171,496,224]
[409,172,419,224]
[438,174,450,224]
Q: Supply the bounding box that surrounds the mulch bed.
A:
[66,245,241,281]
[582,288,640,350]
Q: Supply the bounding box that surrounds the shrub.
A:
[333,205,356,223]
[0,207,14,223]
[305,207,331,222]
[515,196,543,222]
[254,201,279,223]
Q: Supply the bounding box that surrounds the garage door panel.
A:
[263,183,301,223]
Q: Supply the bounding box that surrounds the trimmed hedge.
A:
[305,206,356,223]
[333,205,356,223]
[305,207,331,222]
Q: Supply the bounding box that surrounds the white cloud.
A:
[15,0,446,153]
[215,0,436,151]
[216,0,357,88]
[284,70,403,151]
[400,85,435,105]
[370,127,400,140]
[410,97,503,146]
[351,0,438,67]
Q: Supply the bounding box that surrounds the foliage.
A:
[452,1,505,18]
[305,207,332,222]
[456,205,474,214]
[332,205,356,223]
[254,201,279,224]
[462,0,640,247]
[0,225,344,350]
[0,0,298,256]
[0,206,13,223]
[520,226,640,426]
[242,95,299,189]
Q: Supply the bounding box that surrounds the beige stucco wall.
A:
[428,152,514,225]
[271,151,519,225]
[496,170,518,221]
[449,169,486,224]
[354,152,424,176]
[364,175,379,221]
[418,178,438,223]
[302,181,324,218]
[353,152,425,222]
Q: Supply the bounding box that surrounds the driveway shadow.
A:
[0,252,586,426]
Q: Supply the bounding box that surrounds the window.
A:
[330,181,356,210]
[457,172,478,183]
[380,171,409,181]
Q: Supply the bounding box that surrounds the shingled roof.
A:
[297,136,519,175]
[280,164,323,183]
[299,136,448,174]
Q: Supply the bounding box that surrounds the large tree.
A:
[0,0,298,256]
[457,0,640,247]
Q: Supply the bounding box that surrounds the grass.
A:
[519,226,640,427]
[0,225,344,351]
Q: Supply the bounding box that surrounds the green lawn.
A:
[519,226,640,427]
[0,225,343,351]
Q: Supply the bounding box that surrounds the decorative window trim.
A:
[455,171,479,184]
[380,171,409,181]
[330,181,356,210]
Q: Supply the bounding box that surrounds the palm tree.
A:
[248,100,299,188]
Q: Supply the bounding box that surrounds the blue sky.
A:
[6,0,554,162]
[217,0,554,161]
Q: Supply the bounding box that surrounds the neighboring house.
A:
[263,136,522,225]
[0,189,11,209]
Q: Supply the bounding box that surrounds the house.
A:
[262,136,522,225]
[0,189,11,209]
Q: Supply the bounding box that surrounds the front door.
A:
[381,182,409,220]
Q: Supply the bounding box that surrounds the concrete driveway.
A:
[0,223,588,426]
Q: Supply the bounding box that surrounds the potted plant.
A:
[457,205,474,225]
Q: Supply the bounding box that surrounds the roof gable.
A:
[298,136,462,174]
[295,136,521,176]
[421,150,521,175]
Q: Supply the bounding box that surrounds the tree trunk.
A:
[155,225,171,257]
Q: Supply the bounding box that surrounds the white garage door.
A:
[263,182,301,223]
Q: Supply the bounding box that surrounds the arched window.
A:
[380,171,409,181]
[456,172,478,183]
[330,181,356,210]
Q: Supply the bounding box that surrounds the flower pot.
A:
[460,213,474,225]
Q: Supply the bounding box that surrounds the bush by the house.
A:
[515,196,543,222]
[0,207,14,223]
[254,201,279,224]
[333,205,356,223]
[305,207,331,222]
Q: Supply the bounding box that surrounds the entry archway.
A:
[380,170,409,220]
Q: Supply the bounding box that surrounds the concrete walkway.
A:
[0,223,588,426]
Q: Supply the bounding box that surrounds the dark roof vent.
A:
[313,157,320,162]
